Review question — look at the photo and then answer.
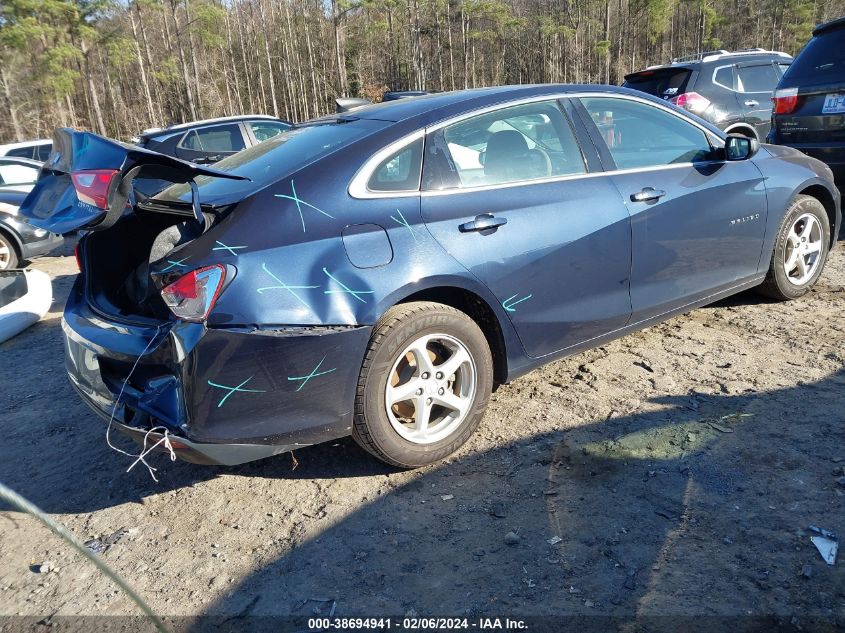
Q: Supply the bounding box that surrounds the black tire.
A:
[352,301,493,468]
[0,231,19,270]
[758,194,830,301]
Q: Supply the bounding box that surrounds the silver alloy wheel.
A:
[783,212,823,286]
[0,239,11,270]
[385,333,477,445]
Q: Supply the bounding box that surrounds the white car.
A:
[0,157,42,193]
[0,139,52,162]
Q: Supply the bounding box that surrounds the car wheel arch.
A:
[0,223,23,262]
[380,281,514,386]
[796,183,839,249]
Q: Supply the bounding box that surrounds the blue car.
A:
[20,85,841,468]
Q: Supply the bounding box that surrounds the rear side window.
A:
[782,30,845,85]
[249,121,290,142]
[736,64,780,93]
[367,137,423,192]
[713,66,734,89]
[581,97,714,169]
[623,68,693,99]
[179,124,246,152]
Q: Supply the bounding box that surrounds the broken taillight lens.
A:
[71,169,119,209]
[160,265,226,322]
[670,92,711,114]
[772,87,800,115]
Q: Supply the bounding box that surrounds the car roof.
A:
[635,49,791,73]
[344,84,641,124]
[138,115,287,139]
[813,15,845,35]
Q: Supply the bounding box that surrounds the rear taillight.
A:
[670,92,711,114]
[71,169,119,209]
[160,265,226,322]
[772,87,799,115]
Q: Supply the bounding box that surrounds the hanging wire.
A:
[0,481,170,633]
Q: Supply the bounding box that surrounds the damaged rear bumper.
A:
[62,280,372,466]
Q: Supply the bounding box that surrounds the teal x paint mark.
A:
[390,209,419,242]
[274,180,334,233]
[322,267,375,304]
[212,241,247,256]
[502,293,533,313]
[161,257,190,272]
[257,262,319,308]
[207,376,266,408]
[288,356,337,392]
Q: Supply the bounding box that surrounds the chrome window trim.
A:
[348,92,725,200]
[348,129,425,199]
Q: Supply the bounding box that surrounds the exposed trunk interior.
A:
[82,203,215,321]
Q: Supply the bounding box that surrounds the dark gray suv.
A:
[624,49,792,141]
[768,17,845,192]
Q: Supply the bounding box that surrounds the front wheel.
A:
[353,301,493,468]
[758,195,830,301]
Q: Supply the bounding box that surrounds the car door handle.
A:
[630,187,666,203]
[744,100,759,107]
[459,213,507,233]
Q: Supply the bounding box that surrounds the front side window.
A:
[736,64,780,93]
[249,121,290,142]
[367,137,423,192]
[581,97,715,169]
[179,123,246,152]
[423,100,586,190]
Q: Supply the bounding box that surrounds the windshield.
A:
[782,30,845,86]
[154,118,386,203]
[624,67,693,99]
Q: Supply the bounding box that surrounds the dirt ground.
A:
[1,230,844,632]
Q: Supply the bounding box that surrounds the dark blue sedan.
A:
[20,85,841,468]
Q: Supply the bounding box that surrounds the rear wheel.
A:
[353,301,493,468]
[758,194,830,300]
[0,232,19,270]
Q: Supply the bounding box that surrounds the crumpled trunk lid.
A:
[18,128,247,234]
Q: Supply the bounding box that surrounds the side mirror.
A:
[724,134,759,161]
